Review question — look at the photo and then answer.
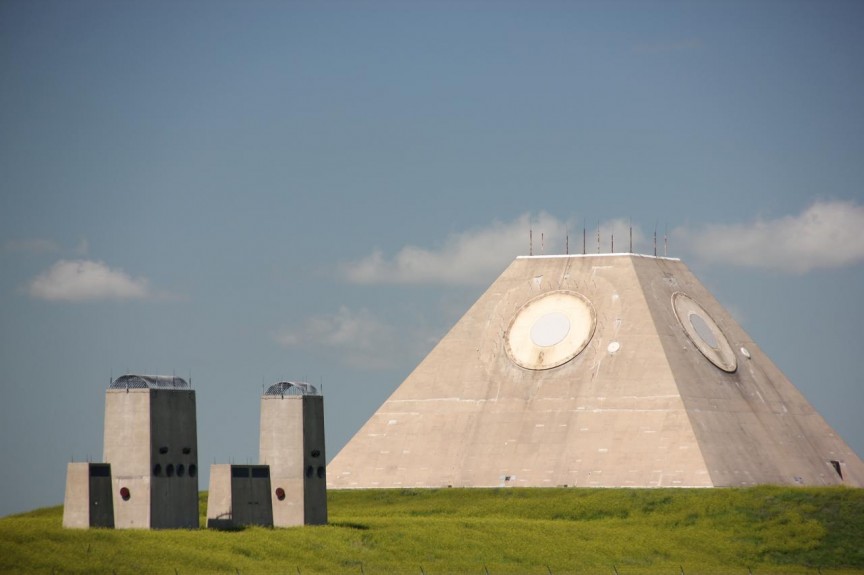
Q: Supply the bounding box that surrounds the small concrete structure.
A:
[206,464,273,529]
[66,374,331,530]
[259,382,327,526]
[103,375,199,529]
[62,463,114,529]
[329,254,864,489]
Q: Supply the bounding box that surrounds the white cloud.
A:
[276,306,446,371]
[675,200,864,273]
[28,259,154,302]
[342,213,643,286]
[284,215,649,368]
[275,306,402,370]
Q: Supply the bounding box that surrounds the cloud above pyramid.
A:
[341,214,643,286]
[341,200,864,287]
[676,200,864,273]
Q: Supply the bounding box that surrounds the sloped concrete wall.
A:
[328,254,864,489]
[635,257,864,486]
[328,255,712,489]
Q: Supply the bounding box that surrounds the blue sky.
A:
[2,0,864,517]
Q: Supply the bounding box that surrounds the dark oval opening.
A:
[153,464,162,477]
[188,464,197,478]
[177,464,185,477]
[166,464,175,477]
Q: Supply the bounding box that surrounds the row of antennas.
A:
[529,221,669,257]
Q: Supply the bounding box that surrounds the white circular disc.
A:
[530,312,571,347]
[607,341,620,354]
[505,290,596,370]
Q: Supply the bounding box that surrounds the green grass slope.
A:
[1,487,862,574]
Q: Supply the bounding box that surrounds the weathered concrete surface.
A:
[328,254,864,489]
[103,389,199,528]
[62,463,113,528]
[260,395,327,526]
[633,256,864,486]
[206,464,273,529]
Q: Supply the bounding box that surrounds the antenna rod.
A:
[611,233,614,253]
[596,221,600,254]
[654,222,657,256]
[541,232,544,255]
[566,232,569,255]
[582,223,586,255]
[529,228,533,256]
[629,218,633,253]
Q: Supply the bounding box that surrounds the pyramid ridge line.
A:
[516,253,681,261]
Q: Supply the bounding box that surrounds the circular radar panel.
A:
[505,290,596,370]
[672,292,737,373]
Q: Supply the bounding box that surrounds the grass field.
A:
[1,486,863,574]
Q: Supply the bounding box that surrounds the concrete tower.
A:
[259,382,327,526]
[104,375,199,529]
[328,254,864,489]
[62,463,114,529]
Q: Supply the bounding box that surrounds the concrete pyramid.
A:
[328,254,864,488]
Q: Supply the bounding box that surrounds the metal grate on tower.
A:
[109,374,190,390]
[263,381,320,396]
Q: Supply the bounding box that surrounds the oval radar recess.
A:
[672,292,737,373]
[505,290,596,370]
